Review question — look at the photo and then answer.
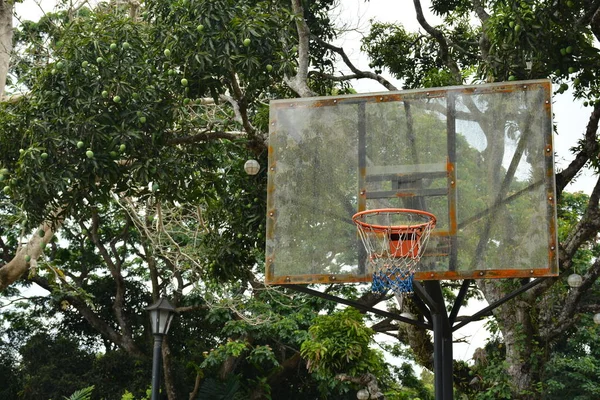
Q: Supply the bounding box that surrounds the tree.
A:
[0,2,381,399]
[4,0,600,399]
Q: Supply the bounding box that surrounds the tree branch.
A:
[555,104,600,197]
[541,256,600,342]
[0,219,61,291]
[313,36,398,91]
[412,0,462,82]
[576,0,600,27]
[471,0,490,23]
[86,209,138,351]
[560,176,600,269]
[31,275,144,357]
[166,130,244,145]
[284,0,316,97]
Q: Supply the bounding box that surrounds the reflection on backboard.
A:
[265,80,558,285]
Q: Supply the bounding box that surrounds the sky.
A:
[12,0,596,365]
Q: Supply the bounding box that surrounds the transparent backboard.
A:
[265,80,558,285]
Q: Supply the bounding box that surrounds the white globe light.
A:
[244,159,260,175]
[594,313,600,325]
[567,273,583,288]
[356,388,370,400]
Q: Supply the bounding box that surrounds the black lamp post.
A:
[146,298,176,400]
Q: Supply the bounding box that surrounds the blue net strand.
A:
[371,269,414,294]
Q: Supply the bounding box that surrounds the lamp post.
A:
[146,298,177,400]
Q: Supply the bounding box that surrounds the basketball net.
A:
[353,209,436,302]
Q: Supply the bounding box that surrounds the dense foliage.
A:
[1,0,600,399]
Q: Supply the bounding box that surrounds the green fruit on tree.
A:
[168,69,175,76]
[554,69,561,75]
[41,152,48,159]
[514,24,521,33]
[132,93,140,100]
[560,48,566,55]
[152,183,159,192]
[196,24,204,32]
[266,64,273,72]
[567,0,573,6]
[508,75,516,81]
[101,90,109,98]
[81,61,89,68]
[96,57,104,63]
[19,149,24,154]
[86,150,94,159]
[119,144,126,152]
[574,78,581,86]
[24,255,31,263]
[2,186,9,194]
[136,111,143,117]
[110,151,117,158]
[509,21,515,28]
[181,78,188,86]
[113,95,121,103]
[56,61,64,69]
[566,46,573,54]
[77,141,85,148]
[183,98,190,105]
[139,116,147,123]
[110,43,118,51]
[243,38,251,46]
[122,42,131,50]
[51,69,57,75]
[164,48,171,57]
[584,101,589,107]
[0,168,7,175]
[568,66,576,73]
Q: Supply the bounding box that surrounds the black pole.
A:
[151,335,163,400]
[431,312,445,399]
[424,281,453,400]
[442,321,454,397]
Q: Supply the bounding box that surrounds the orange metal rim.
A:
[352,208,437,233]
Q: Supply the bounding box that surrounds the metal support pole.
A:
[431,312,445,399]
[151,335,163,400]
[424,281,453,400]
[442,322,453,397]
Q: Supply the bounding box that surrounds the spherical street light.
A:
[244,159,260,175]
[356,388,370,400]
[567,273,583,288]
[146,298,177,400]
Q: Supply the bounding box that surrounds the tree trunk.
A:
[0,0,13,98]
[481,280,541,399]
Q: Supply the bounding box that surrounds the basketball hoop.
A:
[352,208,436,295]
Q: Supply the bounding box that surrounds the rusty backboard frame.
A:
[265,80,558,285]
